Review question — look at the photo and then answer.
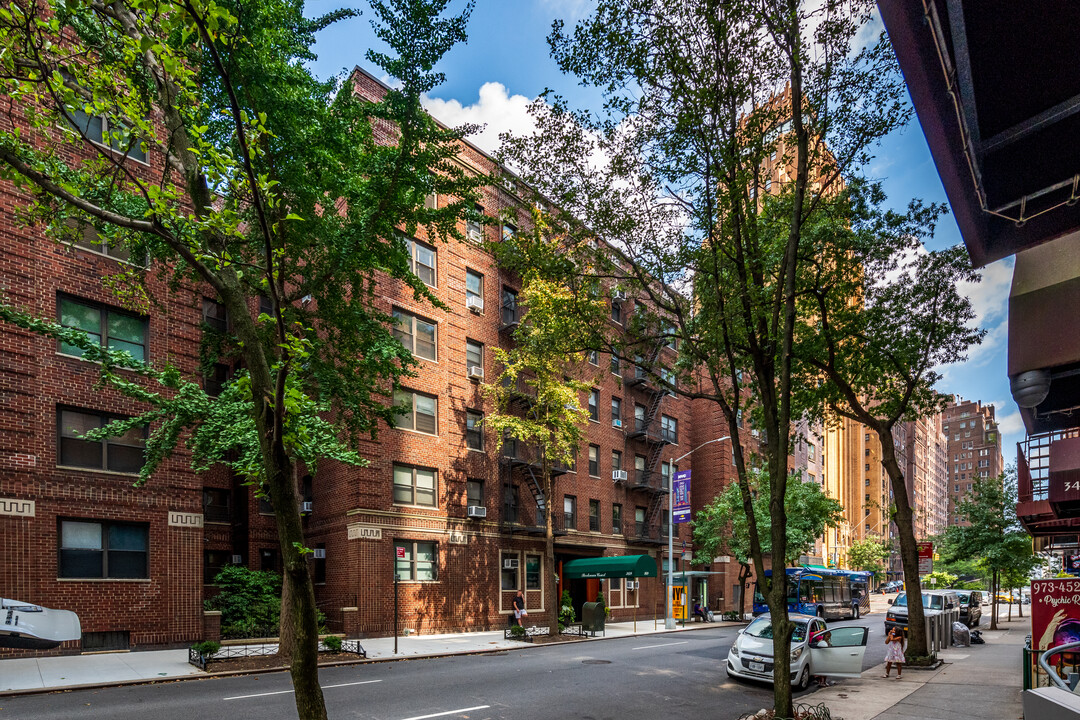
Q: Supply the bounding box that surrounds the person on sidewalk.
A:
[883,626,906,678]
[512,590,527,627]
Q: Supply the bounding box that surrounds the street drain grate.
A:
[582,659,612,664]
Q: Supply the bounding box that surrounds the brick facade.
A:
[0,66,750,656]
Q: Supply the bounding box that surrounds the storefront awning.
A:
[563,554,657,579]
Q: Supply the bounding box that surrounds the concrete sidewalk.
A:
[812,617,1026,720]
[0,616,735,695]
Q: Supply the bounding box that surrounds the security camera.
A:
[1010,370,1051,408]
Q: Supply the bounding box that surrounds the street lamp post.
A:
[665,435,731,630]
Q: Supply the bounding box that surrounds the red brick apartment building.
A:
[0,66,747,655]
[941,397,1004,527]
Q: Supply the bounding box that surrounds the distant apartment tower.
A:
[941,398,1004,527]
[901,413,949,539]
[792,417,827,564]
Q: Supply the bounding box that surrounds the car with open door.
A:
[726,612,869,690]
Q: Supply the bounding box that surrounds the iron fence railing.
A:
[188,638,365,670]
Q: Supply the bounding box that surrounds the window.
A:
[466,339,483,372]
[501,287,519,325]
[59,296,147,361]
[635,506,646,536]
[465,269,484,310]
[610,354,620,375]
[588,389,599,421]
[865,448,870,456]
[865,433,870,442]
[403,234,436,286]
[68,107,147,163]
[635,404,646,432]
[587,350,599,366]
[467,204,484,242]
[807,443,816,461]
[865,478,870,486]
[392,308,436,361]
[64,219,144,264]
[612,504,622,534]
[865,464,870,471]
[393,464,437,507]
[202,488,231,523]
[661,462,673,491]
[59,519,148,579]
[467,479,484,508]
[564,495,577,530]
[502,223,517,243]
[204,363,230,397]
[202,298,228,333]
[635,454,647,484]
[808,473,816,484]
[466,410,484,451]
[394,390,437,434]
[660,415,677,443]
[611,301,623,324]
[395,540,437,581]
[501,551,519,590]
[611,396,622,426]
[589,445,600,476]
[526,555,541,590]
[204,550,231,584]
[589,500,600,532]
[504,485,520,524]
[611,450,622,472]
[58,408,145,473]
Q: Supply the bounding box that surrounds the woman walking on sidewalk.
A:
[883,627,906,678]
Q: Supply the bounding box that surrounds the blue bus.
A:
[753,567,872,620]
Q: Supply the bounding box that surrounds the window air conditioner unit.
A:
[612,470,628,482]
[231,554,243,565]
[466,296,484,313]
[503,558,519,570]
[467,227,482,242]
[626,580,636,590]
[301,501,313,513]
[312,549,326,560]
[613,418,623,428]
[468,365,485,381]
[612,290,626,301]
[467,505,487,519]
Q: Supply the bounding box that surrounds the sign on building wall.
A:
[673,470,691,523]
[1031,578,1080,686]
[167,511,203,528]
[0,498,35,517]
[347,524,383,540]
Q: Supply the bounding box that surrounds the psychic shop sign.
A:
[1031,578,1080,651]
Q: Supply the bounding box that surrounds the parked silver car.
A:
[726,612,869,691]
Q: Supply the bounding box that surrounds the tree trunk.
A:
[542,457,558,637]
[990,570,998,630]
[878,431,929,658]
[1018,587,1024,618]
[738,563,751,620]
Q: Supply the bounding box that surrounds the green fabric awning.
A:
[563,554,658,579]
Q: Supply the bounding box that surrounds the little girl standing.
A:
[883,626,906,678]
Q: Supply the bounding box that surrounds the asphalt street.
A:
[0,618,887,720]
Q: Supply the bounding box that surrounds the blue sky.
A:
[307,0,1022,459]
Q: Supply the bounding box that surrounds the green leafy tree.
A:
[693,472,844,618]
[941,470,1037,630]
[0,1,483,717]
[846,537,891,582]
[500,1,910,712]
[483,209,605,636]
[921,570,957,589]
[791,178,985,658]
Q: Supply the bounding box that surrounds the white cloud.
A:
[421,82,538,160]
[538,0,595,22]
[996,409,1025,438]
[958,256,1013,329]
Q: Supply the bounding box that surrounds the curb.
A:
[0,621,739,698]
